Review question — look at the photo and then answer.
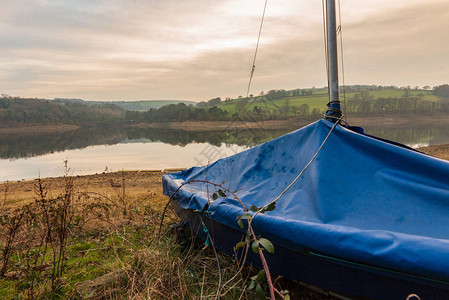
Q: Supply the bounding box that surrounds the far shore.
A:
[2,114,449,134]
[0,124,80,134]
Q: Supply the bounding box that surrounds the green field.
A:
[217,89,438,115]
[218,93,327,114]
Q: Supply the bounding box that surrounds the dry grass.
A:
[0,169,180,209]
[0,168,350,299]
[417,144,449,161]
[0,169,266,299]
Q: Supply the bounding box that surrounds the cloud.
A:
[0,0,448,100]
[340,1,449,87]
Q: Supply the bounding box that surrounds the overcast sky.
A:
[1,0,448,101]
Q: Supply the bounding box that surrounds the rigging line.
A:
[322,0,330,98]
[251,116,343,221]
[337,0,347,120]
[229,0,268,192]
[196,212,222,300]
[246,0,268,99]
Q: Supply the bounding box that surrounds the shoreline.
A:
[0,124,80,134]
[1,143,448,206]
[2,114,449,134]
[145,114,449,131]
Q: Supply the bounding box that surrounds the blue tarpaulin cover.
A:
[163,120,449,282]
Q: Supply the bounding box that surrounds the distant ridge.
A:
[52,98,196,111]
[111,100,197,111]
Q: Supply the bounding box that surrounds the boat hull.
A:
[170,200,449,299]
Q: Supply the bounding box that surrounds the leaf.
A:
[250,205,259,212]
[284,294,291,300]
[258,238,274,254]
[265,202,276,212]
[239,213,252,220]
[211,193,218,200]
[237,219,244,229]
[256,269,266,282]
[217,189,226,197]
[251,240,260,253]
[235,241,246,250]
[281,290,290,295]
[248,280,256,290]
[255,283,265,299]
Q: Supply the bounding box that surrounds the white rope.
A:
[251,116,343,220]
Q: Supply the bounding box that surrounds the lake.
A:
[1,122,449,181]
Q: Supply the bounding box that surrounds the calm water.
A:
[0,127,286,181]
[1,123,449,181]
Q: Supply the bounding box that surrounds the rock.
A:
[76,269,130,299]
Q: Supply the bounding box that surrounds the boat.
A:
[162,1,449,298]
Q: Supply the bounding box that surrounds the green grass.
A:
[218,93,329,114]
[218,89,439,116]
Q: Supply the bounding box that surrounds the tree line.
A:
[0,97,125,125]
[2,85,449,126]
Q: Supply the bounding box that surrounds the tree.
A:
[196,101,208,108]
[253,106,262,114]
[298,104,309,116]
[207,97,221,107]
[434,84,449,98]
[281,99,290,118]
[402,87,411,98]
[290,106,299,116]
[353,91,373,101]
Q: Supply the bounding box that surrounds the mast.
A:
[325,0,342,121]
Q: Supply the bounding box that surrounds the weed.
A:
[0,167,326,299]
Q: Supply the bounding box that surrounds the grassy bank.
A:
[0,169,325,299]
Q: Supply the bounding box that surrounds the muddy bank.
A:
[3,114,449,134]
[347,114,449,128]
[1,141,448,206]
[0,124,80,135]
[136,115,449,131]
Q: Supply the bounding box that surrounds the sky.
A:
[1,0,448,101]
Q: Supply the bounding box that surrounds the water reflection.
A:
[364,124,449,148]
[0,123,448,181]
[0,127,289,160]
